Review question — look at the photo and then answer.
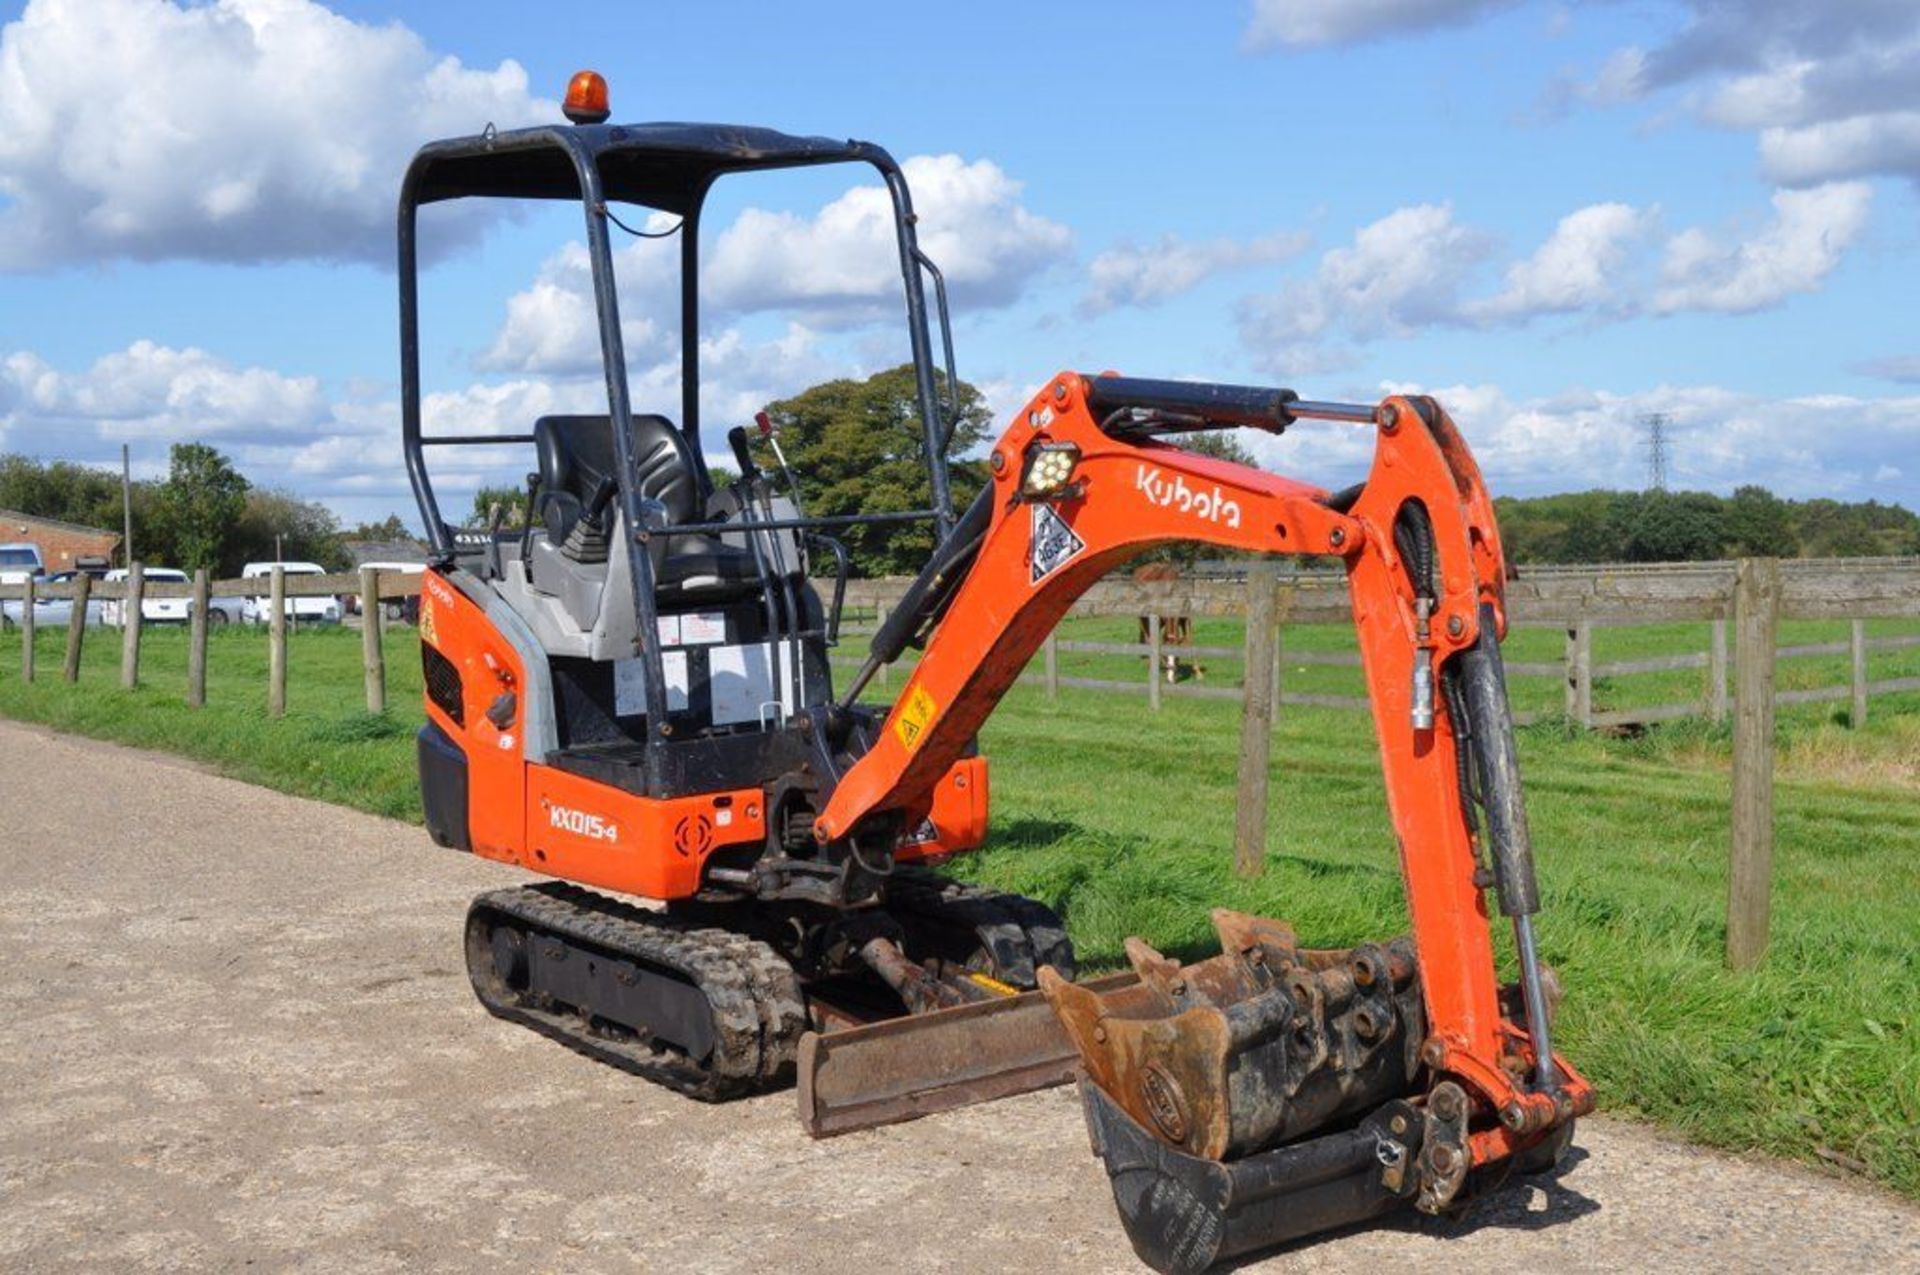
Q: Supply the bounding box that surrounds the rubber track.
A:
[466,882,806,1101]
[885,867,1077,986]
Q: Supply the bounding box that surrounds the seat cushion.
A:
[658,538,760,593]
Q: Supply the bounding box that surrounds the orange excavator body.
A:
[400,85,1588,1273]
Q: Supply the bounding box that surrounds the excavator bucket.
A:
[1035,910,1575,1274]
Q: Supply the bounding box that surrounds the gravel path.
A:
[2,719,1915,1273]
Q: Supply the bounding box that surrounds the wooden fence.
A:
[6,558,1917,971]
[835,560,1920,729]
[838,560,1920,972]
[0,565,418,716]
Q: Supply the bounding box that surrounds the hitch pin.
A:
[1411,597,1436,731]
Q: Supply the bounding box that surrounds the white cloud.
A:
[1,340,328,441]
[1234,183,1865,368]
[1236,377,1920,506]
[1237,203,1493,367]
[702,153,1071,318]
[0,0,549,268]
[481,154,1069,375]
[475,240,675,376]
[1652,181,1870,313]
[1757,112,1920,186]
[1081,230,1309,314]
[1581,4,1920,187]
[1242,0,1517,49]
[1466,202,1652,320]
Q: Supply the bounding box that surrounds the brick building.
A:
[0,509,120,573]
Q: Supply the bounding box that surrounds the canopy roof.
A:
[406,122,888,215]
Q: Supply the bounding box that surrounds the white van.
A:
[241,561,342,625]
[101,566,191,627]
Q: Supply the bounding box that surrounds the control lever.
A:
[584,474,617,524]
[727,426,760,482]
[756,411,807,519]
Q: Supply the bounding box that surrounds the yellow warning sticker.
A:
[893,684,939,751]
[418,597,438,647]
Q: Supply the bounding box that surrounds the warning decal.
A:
[893,684,939,751]
[1029,502,1086,585]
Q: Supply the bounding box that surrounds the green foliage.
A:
[149,443,249,571]
[343,514,414,542]
[757,364,992,576]
[224,488,347,574]
[470,484,531,527]
[1724,485,1796,557]
[0,453,132,534]
[1497,487,1920,565]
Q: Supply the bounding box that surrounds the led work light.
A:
[1020,442,1081,499]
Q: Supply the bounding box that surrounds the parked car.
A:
[0,542,44,586]
[240,561,342,625]
[193,593,246,626]
[345,560,425,622]
[15,569,106,628]
[101,567,192,627]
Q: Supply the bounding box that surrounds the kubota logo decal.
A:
[547,802,618,843]
[1135,465,1242,529]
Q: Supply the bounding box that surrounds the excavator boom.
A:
[802,372,1591,1269]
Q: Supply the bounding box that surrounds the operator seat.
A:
[532,414,762,596]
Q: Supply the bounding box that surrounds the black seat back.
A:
[533,414,699,543]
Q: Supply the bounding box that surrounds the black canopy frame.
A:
[397,120,962,768]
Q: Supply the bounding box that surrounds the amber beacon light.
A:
[563,70,610,124]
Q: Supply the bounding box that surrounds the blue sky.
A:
[1,0,1916,528]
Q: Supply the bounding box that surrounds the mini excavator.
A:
[398,72,1592,1273]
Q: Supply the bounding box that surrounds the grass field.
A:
[1,618,1916,1197]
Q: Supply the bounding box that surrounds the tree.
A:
[149,443,249,571]
[470,484,531,527]
[1605,490,1725,562]
[343,514,414,542]
[1724,485,1795,557]
[224,488,347,574]
[0,454,131,532]
[757,365,993,576]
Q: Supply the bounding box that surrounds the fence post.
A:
[188,568,210,708]
[268,565,287,718]
[1727,557,1780,972]
[1709,618,1729,724]
[63,573,90,683]
[120,562,145,690]
[1147,612,1163,710]
[20,575,35,682]
[1234,566,1279,878]
[1848,618,1867,729]
[1563,619,1592,729]
[1043,632,1059,699]
[360,565,386,714]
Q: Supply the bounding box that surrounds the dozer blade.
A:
[798,971,1148,1137]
